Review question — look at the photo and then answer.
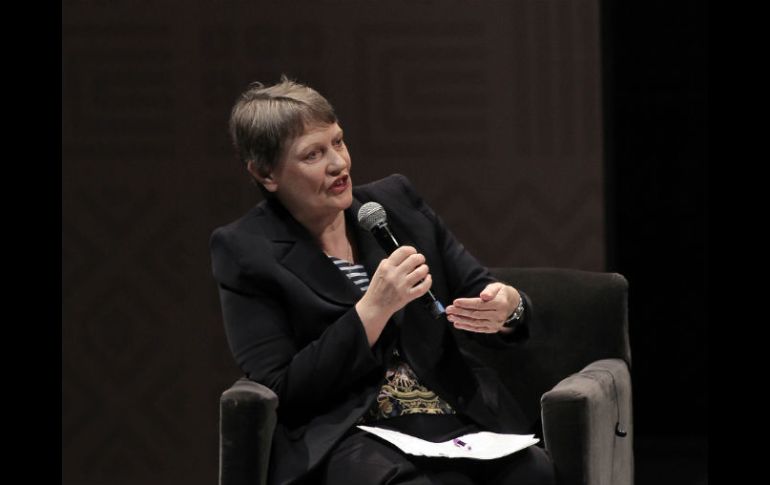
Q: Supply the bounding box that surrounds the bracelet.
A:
[503,294,525,326]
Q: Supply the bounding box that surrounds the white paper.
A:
[357,425,539,460]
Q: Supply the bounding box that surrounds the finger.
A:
[445,305,496,320]
[451,320,498,334]
[451,297,491,310]
[480,283,503,302]
[404,264,430,288]
[446,312,495,327]
[388,246,418,266]
[408,273,432,298]
[400,252,426,271]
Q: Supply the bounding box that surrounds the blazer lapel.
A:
[261,199,361,307]
[256,193,394,308]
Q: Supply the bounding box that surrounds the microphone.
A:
[357,201,446,319]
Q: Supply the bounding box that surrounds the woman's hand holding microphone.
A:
[355,246,432,346]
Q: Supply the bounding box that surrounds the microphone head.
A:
[358,201,387,231]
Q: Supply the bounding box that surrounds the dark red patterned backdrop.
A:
[62,1,604,483]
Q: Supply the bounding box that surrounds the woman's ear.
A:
[247,160,278,192]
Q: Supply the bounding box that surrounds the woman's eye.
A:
[305,150,320,160]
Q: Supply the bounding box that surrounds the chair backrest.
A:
[461,267,631,425]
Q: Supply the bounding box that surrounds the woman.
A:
[210,77,555,485]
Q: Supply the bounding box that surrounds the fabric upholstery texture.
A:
[220,379,278,485]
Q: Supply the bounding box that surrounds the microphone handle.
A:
[370,224,400,254]
[370,224,445,319]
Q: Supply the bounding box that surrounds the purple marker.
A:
[453,438,472,451]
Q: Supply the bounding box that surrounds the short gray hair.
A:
[229,76,337,184]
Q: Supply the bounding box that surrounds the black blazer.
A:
[210,174,533,485]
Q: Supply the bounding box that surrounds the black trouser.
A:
[320,428,556,485]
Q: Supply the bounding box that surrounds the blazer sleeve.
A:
[210,228,381,426]
[393,174,531,348]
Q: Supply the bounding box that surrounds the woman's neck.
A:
[305,211,355,263]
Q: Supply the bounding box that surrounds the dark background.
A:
[602,1,707,483]
[62,0,707,483]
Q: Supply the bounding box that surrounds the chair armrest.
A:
[220,378,279,485]
[541,359,634,485]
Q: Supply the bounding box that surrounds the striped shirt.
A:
[330,256,370,292]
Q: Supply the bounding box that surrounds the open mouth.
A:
[329,175,349,193]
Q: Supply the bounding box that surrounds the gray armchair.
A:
[219,267,634,485]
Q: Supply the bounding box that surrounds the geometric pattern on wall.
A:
[422,177,605,270]
[346,0,604,271]
[62,21,175,162]
[352,23,490,160]
[62,184,199,482]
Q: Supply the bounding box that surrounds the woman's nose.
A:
[327,149,347,173]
